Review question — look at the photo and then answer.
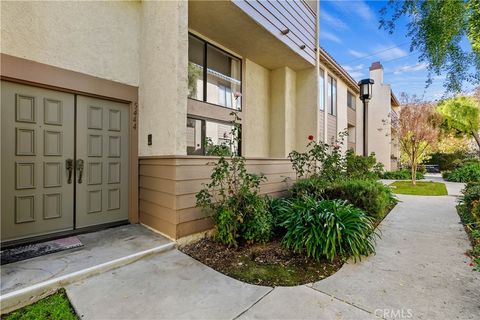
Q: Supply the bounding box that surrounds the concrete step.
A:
[0,225,175,314]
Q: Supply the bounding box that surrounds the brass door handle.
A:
[76,159,84,184]
[66,159,73,184]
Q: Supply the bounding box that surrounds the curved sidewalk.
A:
[66,184,480,319]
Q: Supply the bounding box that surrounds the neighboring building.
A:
[0,1,386,244]
[319,48,363,154]
[367,62,400,171]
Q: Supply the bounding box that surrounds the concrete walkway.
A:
[64,180,480,320]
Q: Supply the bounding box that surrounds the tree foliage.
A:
[380,0,480,94]
[399,102,440,184]
[437,96,480,150]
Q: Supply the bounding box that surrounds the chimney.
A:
[369,61,383,71]
[369,61,383,84]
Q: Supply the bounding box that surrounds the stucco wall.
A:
[295,68,319,151]
[0,1,140,86]
[269,66,297,157]
[368,68,392,170]
[243,59,270,157]
[138,0,188,157]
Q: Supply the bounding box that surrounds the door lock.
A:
[76,159,84,184]
[66,159,73,184]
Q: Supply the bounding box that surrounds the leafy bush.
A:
[289,178,396,220]
[321,180,398,220]
[345,150,384,180]
[288,133,384,182]
[289,177,326,199]
[196,113,272,246]
[425,152,467,171]
[445,162,480,182]
[457,183,480,272]
[278,198,378,261]
[459,183,480,225]
[382,169,425,180]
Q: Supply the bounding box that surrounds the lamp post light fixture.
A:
[358,78,374,156]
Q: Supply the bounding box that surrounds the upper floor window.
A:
[319,69,325,111]
[327,75,337,116]
[347,91,356,110]
[188,34,242,110]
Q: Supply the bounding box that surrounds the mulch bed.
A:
[180,237,343,287]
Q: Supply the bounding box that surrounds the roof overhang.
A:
[319,48,359,93]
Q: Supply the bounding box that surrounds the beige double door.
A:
[1,81,129,242]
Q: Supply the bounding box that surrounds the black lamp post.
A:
[358,78,374,156]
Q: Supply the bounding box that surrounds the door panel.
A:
[1,81,75,241]
[75,96,129,228]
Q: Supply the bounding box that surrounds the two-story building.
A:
[0,1,378,244]
[366,62,401,171]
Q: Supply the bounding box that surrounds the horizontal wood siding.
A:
[233,0,316,65]
[327,114,337,143]
[139,156,295,239]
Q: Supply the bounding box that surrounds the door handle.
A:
[76,159,84,184]
[66,159,73,184]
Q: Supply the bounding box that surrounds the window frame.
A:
[327,75,337,116]
[186,115,242,156]
[347,90,356,110]
[319,68,325,112]
[188,33,243,111]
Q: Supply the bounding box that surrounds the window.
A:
[188,36,205,101]
[327,75,337,115]
[319,69,325,111]
[188,34,242,110]
[186,117,240,156]
[347,91,356,110]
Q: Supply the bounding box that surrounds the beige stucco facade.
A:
[319,50,363,155]
[0,0,395,242]
[367,62,400,171]
[1,1,141,86]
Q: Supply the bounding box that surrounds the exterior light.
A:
[358,78,374,102]
[358,78,374,156]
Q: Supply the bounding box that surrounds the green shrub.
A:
[382,169,425,180]
[321,180,397,220]
[425,152,467,171]
[288,133,384,182]
[459,182,480,225]
[445,163,480,182]
[196,113,272,246]
[278,198,378,261]
[345,150,384,180]
[289,177,326,199]
[289,178,397,220]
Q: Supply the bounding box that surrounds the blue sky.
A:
[319,0,452,101]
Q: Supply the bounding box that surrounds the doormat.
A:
[1,236,83,265]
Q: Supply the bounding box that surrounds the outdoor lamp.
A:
[358,79,374,156]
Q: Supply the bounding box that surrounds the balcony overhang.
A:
[188,0,314,70]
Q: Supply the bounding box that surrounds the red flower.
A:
[308,135,314,141]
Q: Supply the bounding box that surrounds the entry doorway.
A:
[1,81,130,243]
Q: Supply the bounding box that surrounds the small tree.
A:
[399,102,440,185]
[437,96,480,152]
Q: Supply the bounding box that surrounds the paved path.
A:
[66,183,480,319]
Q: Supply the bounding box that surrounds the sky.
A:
[319,0,467,101]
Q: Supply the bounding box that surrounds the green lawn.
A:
[389,181,448,196]
[3,289,77,320]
